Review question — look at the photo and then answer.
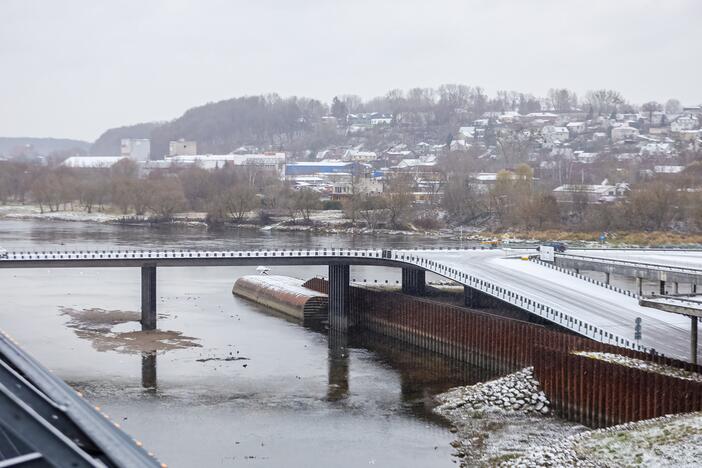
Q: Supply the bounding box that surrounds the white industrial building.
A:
[169,140,198,156]
[120,139,150,161]
[62,156,128,168]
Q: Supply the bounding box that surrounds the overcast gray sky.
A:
[1,0,700,141]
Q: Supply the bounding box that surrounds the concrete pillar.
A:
[401,268,426,295]
[659,280,666,295]
[574,268,580,275]
[692,316,698,366]
[674,282,679,294]
[141,352,157,389]
[464,285,482,308]
[635,277,643,296]
[693,284,698,294]
[605,272,611,285]
[141,264,157,330]
[329,264,350,331]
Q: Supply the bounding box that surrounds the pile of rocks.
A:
[436,367,550,415]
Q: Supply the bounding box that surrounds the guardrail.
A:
[555,252,702,276]
[531,257,640,299]
[389,251,647,355]
[0,247,648,355]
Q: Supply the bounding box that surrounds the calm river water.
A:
[0,220,495,467]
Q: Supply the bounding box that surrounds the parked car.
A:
[536,242,567,253]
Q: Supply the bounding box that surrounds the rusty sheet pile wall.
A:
[534,347,702,428]
[303,278,702,426]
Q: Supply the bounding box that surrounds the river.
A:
[0,219,495,467]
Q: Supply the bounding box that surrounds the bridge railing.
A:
[555,252,702,276]
[390,250,646,355]
[0,246,648,355]
[531,257,641,299]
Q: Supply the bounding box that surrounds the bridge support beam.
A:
[141,264,157,330]
[674,282,679,294]
[693,284,698,294]
[605,272,611,285]
[659,280,666,295]
[464,286,484,308]
[636,277,643,296]
[401,268,426,295]
[329,264,350,332]
[692,316,698,366]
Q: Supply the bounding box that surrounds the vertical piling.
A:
[401,268,426,295]
[141,264,157,330]
[329,264,350,332]
[692,316,698,366]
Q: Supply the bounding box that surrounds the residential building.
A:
[553,181,629,204]
[611,126,639,143]
[542,126,570,144]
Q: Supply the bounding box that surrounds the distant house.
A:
[342,150,377,162]
[671,115,698,133]
[654,165,685,174]
[573,151,598,164]
[450,139,469,152]
[542,126,570,144]
[553,181,629,204]
[566,122,586,134]
[458,126,476,139]
[611,126,639,143]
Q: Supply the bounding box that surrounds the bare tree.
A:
[148,177,186,219]
[220,185,260,223]
[293,189,321,223]
[384,175,414,228]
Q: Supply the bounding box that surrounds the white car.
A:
[0,248,7,259]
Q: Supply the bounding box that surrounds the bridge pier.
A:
[659,280,666,295]
[464,286,484,308]
[692,317,698,365]
[141,264,157,330]
[329,264,350,331]
[636,277,643,296]
[674,282,679,294]
[401,268,426,295]
[605,272,611,285]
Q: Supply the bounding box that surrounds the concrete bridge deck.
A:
[555,249,702,288]
[0,247,696,361]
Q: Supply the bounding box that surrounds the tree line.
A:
[2,158,701,233]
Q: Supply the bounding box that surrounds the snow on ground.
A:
[499,412,702,467]
[0,204,122,223]
[575,352,702,382]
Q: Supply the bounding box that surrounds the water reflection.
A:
[327,331,349,401]
[141,352,157,390]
